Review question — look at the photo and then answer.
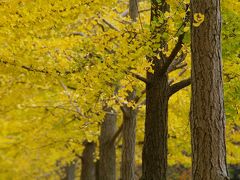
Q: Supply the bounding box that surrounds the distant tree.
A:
[98,107,117,180]
[120,1,138,179]
[81,142,96,180]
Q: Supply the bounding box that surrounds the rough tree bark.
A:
[142,71,169,180]
[121,90,138,180]
[98,107,117,180]
[80,142,96,180]
[190,0,229,179]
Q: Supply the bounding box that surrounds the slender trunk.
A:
[120,91,138,180]
[81,142,96,180]
[129,0,138,22]
[141,1,169,180]
[119,1,139,178]
[98,108,117,180]
[121,107,137,180]
[62,162,75,180]
[190,0,229,179]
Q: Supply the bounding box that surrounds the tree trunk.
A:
[119,1,139,179]
[142,73,169,180]
[98,108,117,180]
[120,91,138,180]
[80,142,96,180]
[141,1,169,180]
[129,0,138,22]
[190,0,229,179]
[62,162,75,180]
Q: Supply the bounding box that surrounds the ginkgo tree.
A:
[0,0,152,178]
[0,0,239,179]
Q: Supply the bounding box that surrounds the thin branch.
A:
[168,63,187,85]
[136,98,146,109]
[162,33,185,73]
[130,72,149,84]
[168,77,191,97]
[59,80,85,117]
[1,59,79,91]
[175,62,188,70]
[0,59,77,76]
[168,33,185,62]
[67,85,77,90]
[116,132,123,146]
[139,8,151,13]
[120,8,150,18]
[167,53,187,73]
[114,18,132,25]
[70,32,85,36]
[121,9,129,17]
[168,63,188,75]
[168,67,188,85]
[102,19,120,32]
[175,4,190,36]
[161,5,190,74]
[178,67,187,77]
[1,59,50,74]
[134,88,146,103]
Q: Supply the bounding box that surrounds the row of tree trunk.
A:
[64,0,229,179]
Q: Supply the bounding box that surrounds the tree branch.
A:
[178,67,187,77]
[59,80,85,117]
[167,53,187,73]
[168,33,185,62]
[120,7,150,18]
[162,33,185,73]
[175,62,188,71]
[130,72,149,84]
[168,66,188,85]
[161,6,190,74]
[0,59,79,76]
[121,9,129,17]
[70,32,85,36]
[134,88,146,103]
[168,77,191,97]
[102,19,120,32]
[136,98,146,109]
[1,59,50,74]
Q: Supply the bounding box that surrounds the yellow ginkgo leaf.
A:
[183,26,190,32]
[193,13,205,27]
